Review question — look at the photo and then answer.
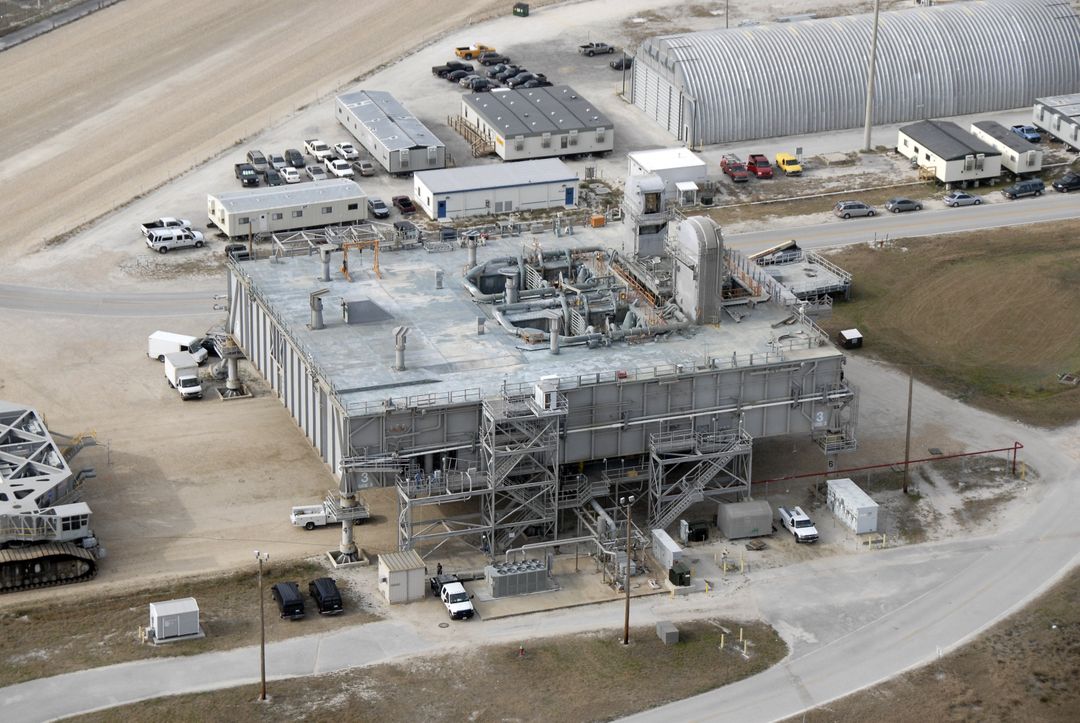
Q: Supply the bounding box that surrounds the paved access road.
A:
[0,283,219,317]
[726,191,1080,251]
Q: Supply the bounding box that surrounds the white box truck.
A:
[148,331,208,364]
[164,352,203,400]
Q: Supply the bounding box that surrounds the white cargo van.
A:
[148,331,208,364]
[145,227,204,254]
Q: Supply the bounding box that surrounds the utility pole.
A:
[620,495,635,645]
[903,371,913,494]
[862,0,882,151]
[255,550,270,701]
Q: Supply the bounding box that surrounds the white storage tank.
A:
[826,478,879,534]
[149,598,200,641]
[651,528,683,570]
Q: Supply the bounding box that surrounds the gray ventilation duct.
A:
[309,289,329,330]
[393,326,409,371]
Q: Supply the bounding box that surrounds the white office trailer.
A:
[651,528,683,570]
[336,90,446,173]
[413,158,579,220]
[968,121,1043,176]
[207,180,367,238]
[148,598,201,642]
[826,478,879,535]
[627,148,707,203]
[896,120,1002,185]
[461,86,614,161]
[378,550,427,604]
[1033,93,1080,150]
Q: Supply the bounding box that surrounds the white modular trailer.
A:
[627,148,707,201]
[207,180,367,238]
[651,528,683,570]
[826,478,879,535]
[968,121,1043,176]
[149,598,200,640]
[897,120,1002,185]
[461,85,614,161]
[378,550,426,604]
[1033,93,1080,150]
[413,158,579,220]
[336,90,446,173]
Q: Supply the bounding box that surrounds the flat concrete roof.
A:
[628,148,707,172]
[463,85,612,138]
[234,234,840,415]
[337,90,444,152]
[1037,92,1080,121]
[209,180,365,214]
[414,158,577,195]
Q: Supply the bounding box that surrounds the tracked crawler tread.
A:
[0,542,98,593]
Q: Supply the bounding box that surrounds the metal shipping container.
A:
[716,499,772,539]
[826,478,879,534]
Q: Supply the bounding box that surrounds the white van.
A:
[147,331,209,364]
[145,227,204,254]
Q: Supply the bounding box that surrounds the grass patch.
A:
[819,222,1080,427]
[74,620,786,722]
[0,558,378,687]
[790,565,1080,722]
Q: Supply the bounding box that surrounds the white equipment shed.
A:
[968,121,1043,177]
[896,120,1001,185]
[378,550,427,604]
[826,478,879,535]
[413,158,579,220]
[148,598,201,642]
[336,90,446,173]
[627,148,707,203]
[461,86,614,161]
[207,180,367,238]
[1033,93,1080,150]
[651,528,683,570]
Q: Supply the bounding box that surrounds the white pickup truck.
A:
[430,575,475,620]
[778,506,819,543]
[304,139,333,161]
[140,217,191,237]
[290,497,370,530]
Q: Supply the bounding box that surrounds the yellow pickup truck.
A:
[774,152,803,176]
[455,44,496,60]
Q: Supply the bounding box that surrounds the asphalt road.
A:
[0,283,219,317]
[726,191,1080,251]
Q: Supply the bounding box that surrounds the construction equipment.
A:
[0,401,103,593]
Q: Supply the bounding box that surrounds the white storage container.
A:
[149,598,200,640]
[651,528,683,570]
[826,478,879,534]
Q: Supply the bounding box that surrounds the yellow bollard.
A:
[723,559,728,575]
[705,581,710,593]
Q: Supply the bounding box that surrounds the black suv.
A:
[271,582,305,620]
[284,148,306,169]
[1052,172,1080,193]
[308,577,344,615]
[1001,179,1045,199]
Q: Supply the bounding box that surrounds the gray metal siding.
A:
[635,0,1080,145]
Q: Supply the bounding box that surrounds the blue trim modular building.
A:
[412,159,578,220]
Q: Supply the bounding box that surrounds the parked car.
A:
[271,582,305,620]
[264,168,284,186]
[304,139,333,160]
[1051,172,1080,193]
[610,56,633,71]
[325,158,354,178]
[487,63,513,78]
[459,73,482,87]
[351,160,376,177]
[455,43,496,60]
[774,152,803,176]
[494,66,523,82]
[720,154,749,182]
[279,166,302,183]
[268,153,288,170]
[467,77,494,92]
[284,148,306,168]
[478,52,510,66]
[393,195,417,215]
[306,165,328,182]
[308,578,344,615]
[246,150,269,174]
[943,191,982,207]
[578,42,615,56]
[432,60,472,77]
[333,142,359,161]
[1001,179,1045,199]
[447,69,471,82]
[833,200,875,218]
[885,197,922,213]
[1010,124,1041,143]
[746,153,774,179]
[507,73,540,88]
[367,197,390,219]
[234,162,259,187]
[522,78,552,88]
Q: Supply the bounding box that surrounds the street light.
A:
[619,495,636,645]
[254,550,270,701]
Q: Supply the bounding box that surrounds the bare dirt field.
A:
[73,619,786,722]
[820,222,1080,427]
[789,564,1080,723]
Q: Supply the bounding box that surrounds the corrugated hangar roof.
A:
[337,90,444,152]
[463,85,612,138]
[900,120,1000,161]
[633,0,1080,145]
[210,179,365,214]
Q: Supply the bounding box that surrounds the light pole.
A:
[255,550,270,701]
[620,495,635,645]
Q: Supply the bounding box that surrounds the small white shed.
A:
[651,528,683,570]
[149,598,200,641]
[826,478,879,534]
[627,148,707,201]
[378,550,427,604]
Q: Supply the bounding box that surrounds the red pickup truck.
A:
[747,154,774,179]
[720,155,749,182]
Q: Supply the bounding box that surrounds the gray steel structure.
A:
[226,223,857,555]
[336,90,447,173]
[631,0,1080,146]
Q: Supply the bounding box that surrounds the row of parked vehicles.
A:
[271,577,344,619]
[720,152,803,182]
[234,140,376,188]
[433,45,553,93]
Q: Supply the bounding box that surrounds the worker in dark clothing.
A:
[436,562,443,576]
